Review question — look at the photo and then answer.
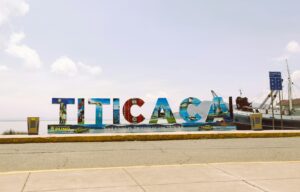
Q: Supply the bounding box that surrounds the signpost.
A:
[269,72,283,130]
[269,72,282,91]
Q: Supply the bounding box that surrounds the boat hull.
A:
[234,113,300,130]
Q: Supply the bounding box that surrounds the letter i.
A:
[78,98,85,124]
[113,98,120,124]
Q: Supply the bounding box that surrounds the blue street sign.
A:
[269,72,282,91]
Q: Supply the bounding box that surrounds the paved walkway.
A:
[1,137,300,172]
[1,161,300,192]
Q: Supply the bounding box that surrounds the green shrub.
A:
[2,129,27,135]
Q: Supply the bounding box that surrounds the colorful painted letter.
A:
[88,98,110,125]
[123,98,145,124]
[208,97,228,115]
[113,98,120,124]
[179,97,202,123]
[206,97,230,122]
[149,98,176,124]
[78,98,85,124]
[52,98,75,125]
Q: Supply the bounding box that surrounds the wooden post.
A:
[229,97,234,121]
[279,91,283,129]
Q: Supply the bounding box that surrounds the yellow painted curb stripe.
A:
[1,161,300,175]
[1,131,300,144]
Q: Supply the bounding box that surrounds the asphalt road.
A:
[0,137,300,172]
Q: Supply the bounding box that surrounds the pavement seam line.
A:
[249,177,300,181]
[1,146,300,155]
[242,180,270,192]
[208,164,270,192]
[137,179,243,187]
[21,172,31,192]
[123,168,147,192]
[207,163,243,180]
[24,185,140,192]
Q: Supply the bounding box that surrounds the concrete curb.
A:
[1,131,300,144]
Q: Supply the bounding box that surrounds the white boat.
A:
[234,60,300,130]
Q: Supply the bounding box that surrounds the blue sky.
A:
[0,0,300,121]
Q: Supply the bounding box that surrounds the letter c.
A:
[123,98,145,124]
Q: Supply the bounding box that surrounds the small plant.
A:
[2,129,27,135]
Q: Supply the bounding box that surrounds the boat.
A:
[199,125,213,131]
[234,60,300,130]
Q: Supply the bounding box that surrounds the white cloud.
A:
[286,41,300,53]
[0,65,9,72]
[5,32,42,68]
[78,62,102,75]
[292,70,300,97]
[0,0,29,27]
[51,56,78,76]
[272,41,300,63]
[293,70,300,82]
[51,56,102,76]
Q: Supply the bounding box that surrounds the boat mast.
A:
[286,59,293,113]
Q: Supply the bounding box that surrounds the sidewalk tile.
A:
[43,186,144,192]
[213,162,300,180]
[143,181,262,192]
[249,178,300,192]
[0,173,28,192]
[24,169,136,192]
[125,164,237,185]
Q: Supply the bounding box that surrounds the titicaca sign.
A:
[48,96,231,134]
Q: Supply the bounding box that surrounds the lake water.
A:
[0,120,58,135]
